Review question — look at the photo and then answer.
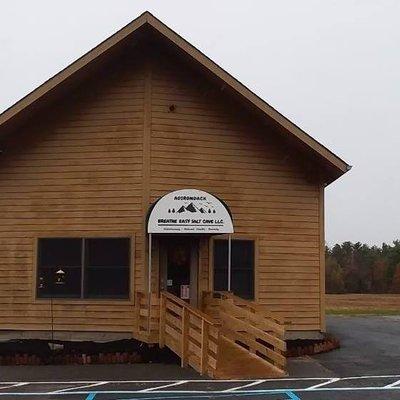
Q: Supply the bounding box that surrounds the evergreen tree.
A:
[390,264,400,293]
[326,240,400,294]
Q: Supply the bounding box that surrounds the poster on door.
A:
[180,285,190,300]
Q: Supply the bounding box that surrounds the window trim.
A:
[33,233,135,304]
[209,234,259,301]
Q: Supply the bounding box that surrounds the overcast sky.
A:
[1,1,399,245]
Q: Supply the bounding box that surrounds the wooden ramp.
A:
[215,336,284,379]
[133,291,287,379]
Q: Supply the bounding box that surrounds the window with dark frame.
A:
[37,238,130,299]
[213,239,255,300]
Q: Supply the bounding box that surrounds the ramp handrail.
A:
[203,291,287,374]
[159,291,220,377]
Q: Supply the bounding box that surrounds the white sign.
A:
[147,189,234,234]
[180,285,190,300]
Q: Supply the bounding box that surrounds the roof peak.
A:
[0,11,350,183]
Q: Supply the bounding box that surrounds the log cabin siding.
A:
[149,54,322,331]
[0,48,323,335]
[0,56,146,332]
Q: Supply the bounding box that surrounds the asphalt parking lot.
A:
[0,316,399,400]
[0,377,399,400]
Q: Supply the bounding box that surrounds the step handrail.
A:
[133,291,160,343]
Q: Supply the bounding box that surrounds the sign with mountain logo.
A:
[148,189,234,234]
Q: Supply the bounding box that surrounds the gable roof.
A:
[0,11,350,183]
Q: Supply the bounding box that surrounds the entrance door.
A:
[160,237,199,306]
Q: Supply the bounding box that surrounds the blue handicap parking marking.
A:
[92,391,299,400]
[109,391,300,400]
[285,391,301,400]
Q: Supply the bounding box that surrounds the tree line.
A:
[326,241,400,293]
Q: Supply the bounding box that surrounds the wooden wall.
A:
[0,44,324,335]
[0,54,146,332]
[148,50,323,332]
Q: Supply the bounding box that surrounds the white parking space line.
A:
[0,386,398,396]
[0,375,400,396]
[50,381,108,393]
[223,380,266,392]
[0,380,175,385]
[305,378,340,390]
[139,380,189,392]
[0,383,28,390]
[384,378,400,388]
[1,375,400,386]
[340,374,400,380]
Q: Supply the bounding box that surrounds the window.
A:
[85,238,130,298]
[37,238,82,298]
[213,239,255,299]
[37,238,131,299]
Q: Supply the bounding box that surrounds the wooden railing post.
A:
[159,294,166,348]
[147,294,152,334]
[134,292,141,334]
[200,319,209,375]
[181,307,189,368]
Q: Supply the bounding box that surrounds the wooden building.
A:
[0,12,350,377]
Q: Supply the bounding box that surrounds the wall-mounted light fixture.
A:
[55,269,66,285]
